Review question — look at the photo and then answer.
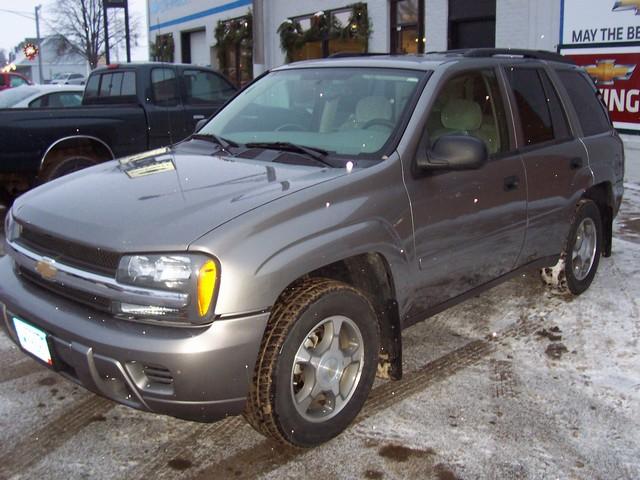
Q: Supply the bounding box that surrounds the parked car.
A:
[0,49,624,448]
[50,72,86,85]
[0,62,237,197]
[0,85,83,109]
[0,72,31,91]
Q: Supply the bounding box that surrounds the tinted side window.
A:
[539,70,571,140]
[506,68,554,146]
[29,96,47,108]
[184,70,235,104]
[0,75,5,86]
[10,76,27,87]
[85,74,100,98]
[151,68,178,106]
[48,92,83,107]
[557,70,611,136]
[426,69,509,155]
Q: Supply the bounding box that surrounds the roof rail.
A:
[328,52,390,58]
[461,48,575,64]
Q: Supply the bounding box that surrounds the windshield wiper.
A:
[245,141,334,168]
[191,133,239,154]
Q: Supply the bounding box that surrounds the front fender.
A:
[189,157,415,317]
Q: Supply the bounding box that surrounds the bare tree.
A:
[47,0,139,69]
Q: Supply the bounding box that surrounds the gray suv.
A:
[0,49,624,447]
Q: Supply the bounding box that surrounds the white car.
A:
[0,85,84,108]
[50,72,86,85]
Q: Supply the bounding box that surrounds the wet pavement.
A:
[0,146,639,479]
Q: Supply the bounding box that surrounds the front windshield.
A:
[0,86,37,108]
[200,67,425,156]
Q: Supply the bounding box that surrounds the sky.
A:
[0,0,149,61]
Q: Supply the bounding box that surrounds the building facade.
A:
[147,0,561,83]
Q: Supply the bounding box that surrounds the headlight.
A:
[4,209,22,243]
[116,253,219,322]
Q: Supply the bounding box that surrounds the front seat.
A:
[342,96,392,129]
[432,98,498,153]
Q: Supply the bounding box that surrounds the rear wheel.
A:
[541,199,602,295]
[244,278,380,447]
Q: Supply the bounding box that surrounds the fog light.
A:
[197,260,217,316]
[120,303,179,316]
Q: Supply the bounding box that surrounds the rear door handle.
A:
[503,175,520,192]
[570,157,583,170]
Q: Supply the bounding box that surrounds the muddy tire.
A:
[541,199,602,295]
[244,278,380,447]
[40,156,96,182]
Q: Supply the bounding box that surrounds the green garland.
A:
[278,3,372,62]
[215,11,253,72]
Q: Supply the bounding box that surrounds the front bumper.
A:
[0,256,269,422]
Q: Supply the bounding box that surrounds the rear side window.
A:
[151,68,178,106]
[506,68,555,146]
[183,70,236,104]
[84,71,136,102]
[557,70,611,136]
[0,75,5,86]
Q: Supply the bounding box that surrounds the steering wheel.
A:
[362,119,395,130]
[275,123,306,132]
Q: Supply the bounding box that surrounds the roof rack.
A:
[460,48,575,64]
[328,52,390,58]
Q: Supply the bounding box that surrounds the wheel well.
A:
[301,253,403,380]
[40,137,114,179]
[583,182,613,257]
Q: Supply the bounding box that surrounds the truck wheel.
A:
[40,156,96,182]
[244,278,380,447]
[541,199,602,295]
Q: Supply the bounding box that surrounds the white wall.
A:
[496,0,561,51]
[425,0,448,51]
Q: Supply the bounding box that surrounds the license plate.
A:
[12,317,53,365]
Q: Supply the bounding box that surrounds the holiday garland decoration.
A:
[150,34,174,62]
[278,3,372,62]
[214,11,253,73]
[23,43,39,61]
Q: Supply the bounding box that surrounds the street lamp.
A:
[35,5,44,84]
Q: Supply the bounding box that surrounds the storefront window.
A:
[215,14,253,87]
[391,0,424,54]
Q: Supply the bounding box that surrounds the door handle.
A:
[570,157,583,170]
[503,175,520,192]
[193,114,205,120]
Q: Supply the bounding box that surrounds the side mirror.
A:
[418,134,488,171]
[195,118,208,133]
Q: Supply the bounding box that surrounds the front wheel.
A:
[244,278,380,447]
[542,199,603,295]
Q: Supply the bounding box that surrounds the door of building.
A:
[390,0,425,54]
[448,0,496,49]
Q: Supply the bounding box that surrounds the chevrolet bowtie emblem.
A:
[612,0,640,14]
[584,59,636,85]
[35,258,58,280]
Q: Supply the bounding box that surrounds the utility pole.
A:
[124,0,131,62]
[103,5,110,64]
[35,5,44,84]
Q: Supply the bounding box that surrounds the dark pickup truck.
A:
[0,63,236,198]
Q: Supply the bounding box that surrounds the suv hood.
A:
[13,149,345,252]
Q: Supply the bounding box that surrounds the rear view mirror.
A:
[418,135,488,171]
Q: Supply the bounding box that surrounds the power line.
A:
[0,8,35,20]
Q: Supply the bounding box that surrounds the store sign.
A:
[563,50,640,131]
[561,0,640,46]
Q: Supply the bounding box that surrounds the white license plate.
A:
[13,317,52,365]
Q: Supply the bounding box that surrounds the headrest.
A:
[441,99,482,131]
[355,96,392,123]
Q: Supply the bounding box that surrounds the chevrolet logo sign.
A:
[612,0,640,14]
[584,59,636,85]
[35,258,58,280]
